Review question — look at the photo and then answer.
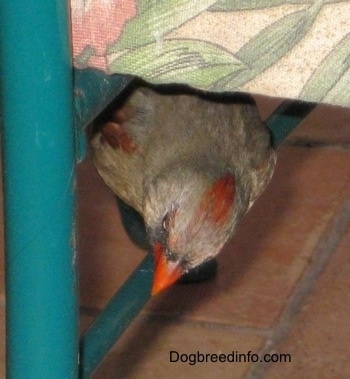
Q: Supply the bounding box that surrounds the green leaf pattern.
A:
[88,0,349,106]
[300,33,350,103]
[210,0,340,12]
[109,39,245,87]
[215,0,324,90]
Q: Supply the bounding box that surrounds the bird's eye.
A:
[162,206,178,232]
[162,213,171,231]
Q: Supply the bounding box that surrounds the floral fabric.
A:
[71,0,350,107]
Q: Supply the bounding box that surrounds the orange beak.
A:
[151,243,183,296]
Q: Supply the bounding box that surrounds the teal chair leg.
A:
[1,1,78,378]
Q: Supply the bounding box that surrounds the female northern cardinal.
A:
[90,85,276,295]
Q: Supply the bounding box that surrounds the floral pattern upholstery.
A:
[71,0,350,107]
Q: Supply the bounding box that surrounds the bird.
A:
[89,84,276,296]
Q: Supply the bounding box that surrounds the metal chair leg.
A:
[1,1,78,377]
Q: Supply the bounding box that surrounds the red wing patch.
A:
[197,174,235,226]
[101,121,139,154]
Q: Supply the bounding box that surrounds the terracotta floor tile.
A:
[262,218,350,379]
[0,306,5,379]
[88,314,265,379]
[144,147,350,328]
[2,100,350,379]
[287,103,350,145]
[77,159,146,309]
[0,169,4,302]
[0,241,4,304]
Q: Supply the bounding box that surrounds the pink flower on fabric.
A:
[71,0,136,71]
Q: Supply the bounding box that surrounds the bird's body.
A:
[90,86,276,294]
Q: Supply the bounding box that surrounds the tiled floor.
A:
[1,100,350,378]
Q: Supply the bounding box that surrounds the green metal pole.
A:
[80,253,154,378]
[0,1,78,378]
[266,100,316,147]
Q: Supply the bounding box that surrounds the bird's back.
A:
[90,86,275,213]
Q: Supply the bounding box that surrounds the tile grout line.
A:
[285,138,350,151]
[141,312,274,338]
[245,199,350,379]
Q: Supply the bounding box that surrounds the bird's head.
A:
[143,167,238,295]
